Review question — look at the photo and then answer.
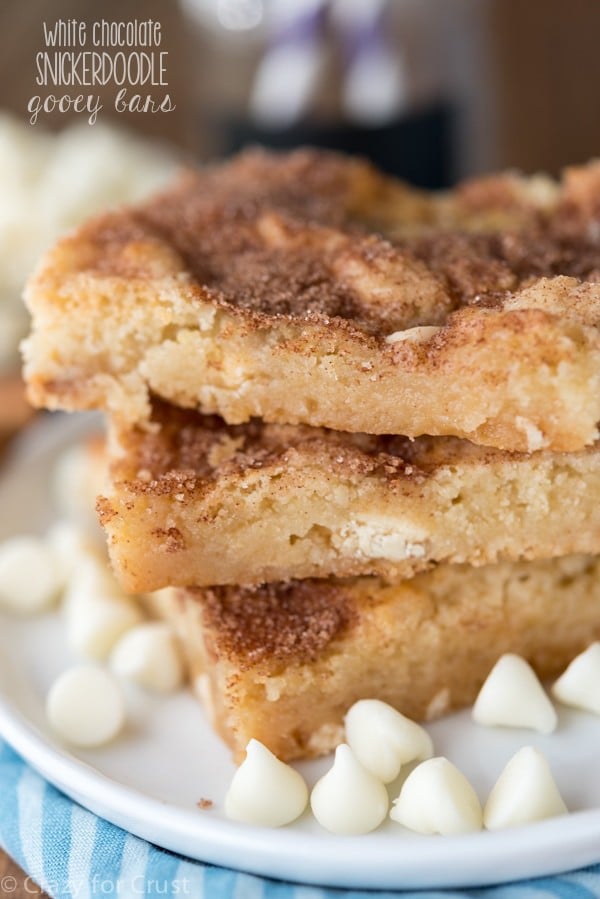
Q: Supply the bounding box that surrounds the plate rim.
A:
[3,692,600,890]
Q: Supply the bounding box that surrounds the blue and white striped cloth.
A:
[3,740,600,899]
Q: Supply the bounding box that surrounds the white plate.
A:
[2,415,600,890]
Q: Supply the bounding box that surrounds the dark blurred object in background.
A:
[183,0,457,187]
[223,107,454,189]
[489,0,600,176]
[179,0,600,182]
[0,0,598,182]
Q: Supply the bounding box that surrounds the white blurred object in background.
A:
[0,116,177,375]
[331,0,407,125]
[249,0,327,128]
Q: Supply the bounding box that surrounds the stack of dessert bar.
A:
[23,149,600,761]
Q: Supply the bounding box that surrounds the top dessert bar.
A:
[23,149,600,451]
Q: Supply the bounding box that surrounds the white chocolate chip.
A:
[390,757,483,835]
[515,417,547,452]
[472,654,557,734]
[334,517,427,563]
[52,442,101,527]
[385,326,441,345]
[194,674,217,727]
[110,622,185,693]
[552,643,600,715]
[63,557,144,660]
[425,688,451,720]
[310,743,389,834]
[224,739,308,827]
[0,535,62,614]
[484,747,568,830]
[45,519,101,582]
[344,699,433,783]
[46,665,126,747]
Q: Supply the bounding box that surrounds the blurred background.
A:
[1,0,599,180]
[0,0,599,443]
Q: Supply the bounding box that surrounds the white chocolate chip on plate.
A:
[46,664,126,748]
[52,442,100,526]
[110,622,185,693]
[45,519,102,582]
[0,535,63,614]
[472,654,557,734]
[344,699,433,783]
[552,643,600,715]
[484,746,568,830]
[310,743,389,835]
[390,757,483,835]
[224,739,308,827]
[63,557,144,660]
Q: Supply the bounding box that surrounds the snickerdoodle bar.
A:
[149,554,600,761]
[23,149,600,452]
[98,401,600,591]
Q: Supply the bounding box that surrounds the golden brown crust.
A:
[23,150,600,450]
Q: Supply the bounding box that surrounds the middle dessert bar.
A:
[99,401,600,591]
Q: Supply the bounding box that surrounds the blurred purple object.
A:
[250,0,327,128]
[333,0,407,123]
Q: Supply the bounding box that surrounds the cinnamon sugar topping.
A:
[187,580,355,669]
[78,149,600,333]
[112,400,514,498]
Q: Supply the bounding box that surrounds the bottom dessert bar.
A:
[148,554,600,762]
